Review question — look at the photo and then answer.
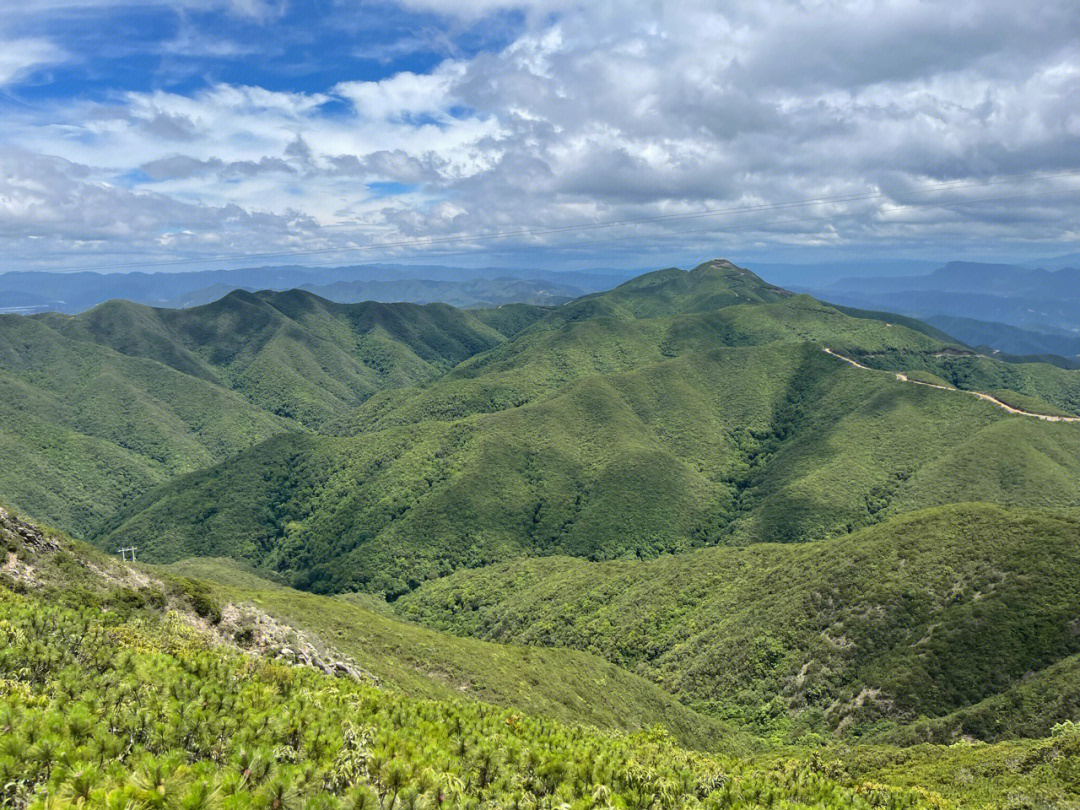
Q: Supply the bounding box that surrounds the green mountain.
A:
[7,492,1080,807]
[0,291,529,534]
[90,261,1080,597]
[37,290,523,427]
[9,259,1080,807]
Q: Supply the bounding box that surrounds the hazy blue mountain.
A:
[925,315,1080,359]
[794,261,1080,341]
[828,261,1080,298]
[0,264,634,314]
[300,277,583,307]
[750,258,938,288]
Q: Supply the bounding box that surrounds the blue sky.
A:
[4,2,522,100]
[2,0,1080,273]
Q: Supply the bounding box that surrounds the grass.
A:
[7,505,1080,807]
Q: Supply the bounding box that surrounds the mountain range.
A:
[0,263,635,314]
[798,260,1080,356]
[5,258,1080,806]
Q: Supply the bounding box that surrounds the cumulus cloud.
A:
[3,0,1080,269]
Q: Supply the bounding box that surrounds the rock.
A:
[0,507,59,552]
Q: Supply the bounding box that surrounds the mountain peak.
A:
[692,258,743,272]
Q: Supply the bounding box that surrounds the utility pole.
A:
[117,546,138,562]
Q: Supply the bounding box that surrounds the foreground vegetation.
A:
[8,508,1080,808]
[163,557,737,751]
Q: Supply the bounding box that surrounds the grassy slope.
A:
[860,349,1080,416]
[397,504,1080,740]
[164,557,738,751]
[1,504,738,751]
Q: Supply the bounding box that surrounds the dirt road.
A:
[822,347,1080,423]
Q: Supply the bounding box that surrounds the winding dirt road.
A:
[822,347,1080,423]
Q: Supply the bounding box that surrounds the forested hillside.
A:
[398,504,1080,739]
[6,501,1080,808]
[0,291,535,534]
[89,261,1080,597]
[6,259,1080,807]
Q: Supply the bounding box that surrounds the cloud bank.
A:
[2,0,1079,271]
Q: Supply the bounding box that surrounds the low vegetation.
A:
[6,260,1080,804]
[164,557,739,751]
[398,504,1080,741]
[6,506,1080,808]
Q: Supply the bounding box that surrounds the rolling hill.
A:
[6,491,1080,807]
[89,261,1080,598]
[16,504,1079,808]
[804,260,1080,341]
[8,259,1080,806]
[0,290,534,534]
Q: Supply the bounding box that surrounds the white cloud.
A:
[3,0,1080,269]
[335,65,464,121]
[0,38,66,86]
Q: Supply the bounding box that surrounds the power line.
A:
[26,169,1080,273]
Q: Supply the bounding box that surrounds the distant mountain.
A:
[750,258,939,288]
[300,277,582,308]
[0,289,531,534]
[796,260,1080,341]
[1031,251,1080,271]
[829,261,1080,297]
[0,263,634,314]
[926,315,1080,359]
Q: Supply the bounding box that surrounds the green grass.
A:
[0,583,992,810]
[397,504,1080,740]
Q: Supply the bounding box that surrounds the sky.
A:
[2,0,1080,274]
